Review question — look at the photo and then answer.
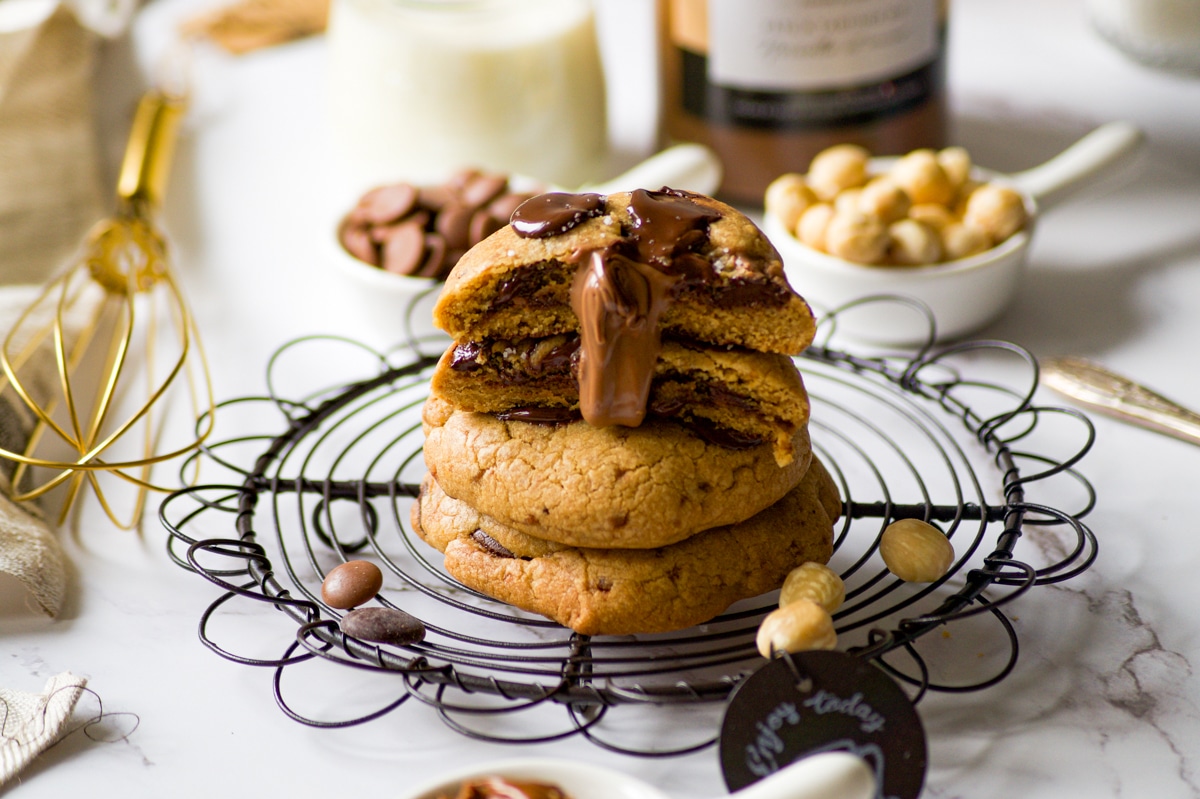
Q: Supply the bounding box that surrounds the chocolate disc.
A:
[719,650,926,798]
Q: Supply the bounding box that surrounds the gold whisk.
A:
[0,88,215,529]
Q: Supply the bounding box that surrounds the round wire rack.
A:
[159,304,1098,757]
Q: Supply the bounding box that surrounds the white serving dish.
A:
[766,121,1143,347]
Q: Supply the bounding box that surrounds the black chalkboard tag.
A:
[719,650,926,798]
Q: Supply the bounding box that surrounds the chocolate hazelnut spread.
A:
[511,188,721,428]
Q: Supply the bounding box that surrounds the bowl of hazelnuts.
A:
[763,122,1142,346]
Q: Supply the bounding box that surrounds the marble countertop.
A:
[4,0,1200,796]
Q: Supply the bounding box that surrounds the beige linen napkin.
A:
[0,285,71,618]
[0,672,88,788]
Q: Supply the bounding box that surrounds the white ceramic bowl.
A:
[767,122,1142,347]
[403,752,877,799]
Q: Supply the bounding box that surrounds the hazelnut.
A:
[907,202,956,231]
[756,599,838,657]
[887,218,943,266]
[963,183,1028,242]
[937,146,973,189]
[834,187,864,216]
[888,149,956,206]
[940,222,992,260]
[857,177,912,223]
[779,562,845,612]
[796,202,836,251]
[824,210,889,264]
[879,519,955,582]
[807,143,870,201]
[765,173,818,231]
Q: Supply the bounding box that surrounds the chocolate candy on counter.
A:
[337,169,540,281]
[340,607,426,646]
[320,559,384,609]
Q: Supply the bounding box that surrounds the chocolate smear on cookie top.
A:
[510,192,605,238]
[512,188,721,428]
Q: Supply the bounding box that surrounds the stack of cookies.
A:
[411,187,841,635]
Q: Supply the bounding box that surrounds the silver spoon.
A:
[1040,356,1200,446]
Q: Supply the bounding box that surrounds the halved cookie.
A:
[431,337,810,466]
[432,188,817,355]
[410,457,840,636]
[421,393,812,550]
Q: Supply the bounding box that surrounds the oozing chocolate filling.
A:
[512,188,724,429]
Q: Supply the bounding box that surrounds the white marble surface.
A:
[4,0,1200,796]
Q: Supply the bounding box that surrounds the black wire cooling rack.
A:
[159,306,1098,757]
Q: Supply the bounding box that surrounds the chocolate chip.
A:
[381,220,427,276]
[359,183,417,225]
[339,220,379,266]
[435,202,473,251]
[487,192,536,224]
[468,208,504,245]
[340,607,426,646]
[417,184,452,211]
[460,173,508,210]
[415,232,445,279]
[321,560,384,609]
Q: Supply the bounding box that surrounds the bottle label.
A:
[679,0,944,130]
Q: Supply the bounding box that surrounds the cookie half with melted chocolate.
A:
[431,336,810,466]
[410,457,839,636]
[434,188,815,354]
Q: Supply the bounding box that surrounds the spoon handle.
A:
[1040,356,1200,446]
[732,752,876,799]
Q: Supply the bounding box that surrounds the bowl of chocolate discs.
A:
[328,169,542,345]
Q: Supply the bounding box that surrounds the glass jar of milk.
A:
[326,0,609,189]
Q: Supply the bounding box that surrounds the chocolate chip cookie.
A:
[410,457,840,635]
[421,393,812,550]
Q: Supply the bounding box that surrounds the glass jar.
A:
[657,0,949,206]
[325,0,609,188]
[1088,0,1200,76]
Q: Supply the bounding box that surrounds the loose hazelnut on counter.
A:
[888,149,956,206]
[797,202,836,250]
[937,146,973,189]
[764,173,818,231]
[962,183,1028,242]
[756,598,838,657]
[824,210,889,264]
[940,222,992,260]
[779,562,845,612]
[887,218,943,266]
[857,176,912,223]
[807,143,870,201]
[879,519,955,583]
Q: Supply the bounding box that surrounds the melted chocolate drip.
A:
[504,187,726,430]
[510,192,604,238]
[627,188,720,270]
